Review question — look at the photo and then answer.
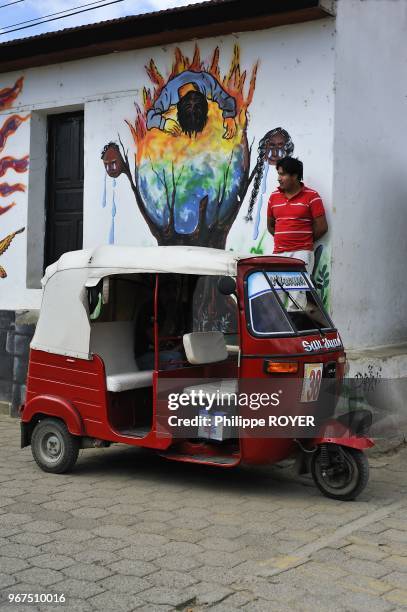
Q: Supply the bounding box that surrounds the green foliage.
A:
[315,263,329,306]
[249,229,267,255]
[313,247,331,310]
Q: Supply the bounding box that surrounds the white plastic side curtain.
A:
[31,268,91,359]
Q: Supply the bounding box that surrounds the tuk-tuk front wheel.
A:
[31,418,79,474]
[311,444,369,501]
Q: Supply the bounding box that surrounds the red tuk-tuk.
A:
[20,245,373,500]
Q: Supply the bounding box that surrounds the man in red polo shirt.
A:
[267,157,328,275]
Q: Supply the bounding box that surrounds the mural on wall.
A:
[102,44,258,248]
[0,77,27,279]
[100,44,331,310]
[245,127,295,253]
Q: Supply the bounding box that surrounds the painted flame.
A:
[0,182,25,197]
[0,202,16,216]
[0,114,30,154]
[128,44,258,145]
[0,77,24,111]
[0,156,29,178]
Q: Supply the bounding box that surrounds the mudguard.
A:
[21,394,83,437]
[313,418,374,450]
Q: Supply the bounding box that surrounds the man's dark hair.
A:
[276,157,303,181]
[177,90,208,137]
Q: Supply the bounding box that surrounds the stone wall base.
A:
[0,309,38,417]
[0,400,11,415]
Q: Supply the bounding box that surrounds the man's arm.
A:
[313,214,328,241]
[146,84,176,132]
[267,194,276,235]
[309,191,328,241]
[267,215,276,235]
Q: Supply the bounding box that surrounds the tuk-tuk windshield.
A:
[247,270,333,336]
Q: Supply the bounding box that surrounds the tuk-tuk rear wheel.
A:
[311,445,369,501]
[31,418,79,474]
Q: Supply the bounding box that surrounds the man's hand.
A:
[313,215,328,241]
[164,119,182,136]
[223,117,237,139]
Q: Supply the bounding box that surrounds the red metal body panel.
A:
[25,349,106,433]
[238,256,307,268]
[240,437,296,465]
[24,349,172,450]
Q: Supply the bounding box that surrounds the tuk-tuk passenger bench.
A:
[90,321,153,391]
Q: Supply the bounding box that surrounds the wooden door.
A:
[45,112,84,268]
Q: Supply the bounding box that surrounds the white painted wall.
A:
[330,0,407,349]
[0,19,335,316]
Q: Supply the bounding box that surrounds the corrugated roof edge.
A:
[0,0,332,72]
[0,0,222,48]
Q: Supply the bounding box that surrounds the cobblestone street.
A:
[0,414,406,611]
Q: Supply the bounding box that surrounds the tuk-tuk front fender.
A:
[312,435,374,450]
[312,419,374,450]
[21,394,84,440]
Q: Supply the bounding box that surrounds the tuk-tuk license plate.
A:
[300,363,323,402]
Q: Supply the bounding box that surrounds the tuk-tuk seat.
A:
[183,331,228,365]
[90,321,153,392]
[183,379,238,397]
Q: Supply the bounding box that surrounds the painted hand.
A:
[164,119,182,136]
[222,117,237,139]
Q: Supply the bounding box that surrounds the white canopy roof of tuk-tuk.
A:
[42,245,243,287]
[33,246,246,359]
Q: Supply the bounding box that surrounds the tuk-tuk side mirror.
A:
[217,276,236,295]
